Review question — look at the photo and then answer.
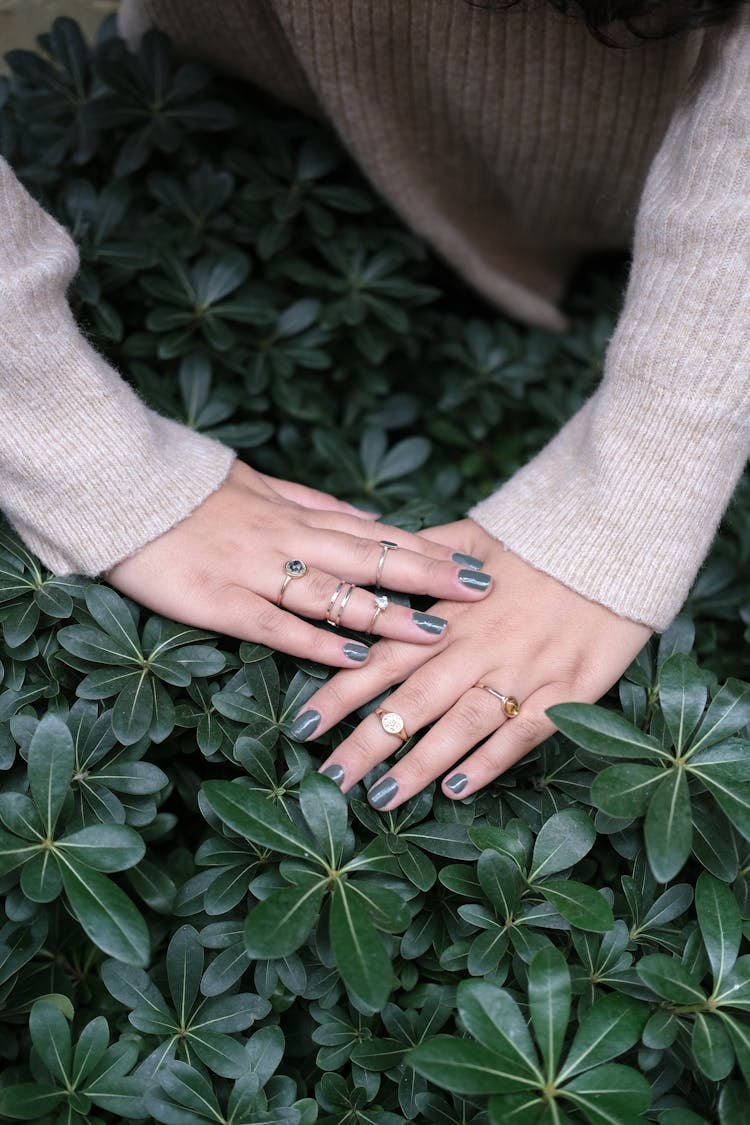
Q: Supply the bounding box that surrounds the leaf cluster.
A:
[1,15,750,1125]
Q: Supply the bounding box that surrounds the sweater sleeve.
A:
[0,158,235,576]
[469,10,750,631]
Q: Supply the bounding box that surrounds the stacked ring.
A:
[277,559,308,607]
[473,682,520,717]
[375,540,399,587]
[367,594,389,634]
[326,581,356,627]
[374,707,409,742]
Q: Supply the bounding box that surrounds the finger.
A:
[293,634,441,742]
[362,679,525,809]
[314,647,482,794]
[270,566,449,644]
[303,511,488,577]
[205,585,376,666]
[441,683,571,799]
[257,474,379,519]
[301,528,492,601]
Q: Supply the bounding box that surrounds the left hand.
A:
[295,519,651,809]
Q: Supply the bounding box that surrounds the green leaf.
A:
[0,1085,65,1120]
[529,810,595,881]
[0,828,39,875]
[558,994,648,1081]
[245,1025,285,1085]
[689,678,750,755]
[456,980,541,1080]
[58,825,146,872]
[57,854,150,966]
[348,880,411,933]
[244,882,324,958]
[72,1016,109,1086]
[202,781,319,860]
[590,763,663,818]
[691,1013,734,1081]
[561,1063,651,1124]
[58,624,138,666]
[167,925,203,1026]
[538,881,614,933]
[528,947,569,1081]
[112,670,154,745]
[547,704,665,760]
[156,1060,223,1119]
[695,871,741,988]
[85,584,142,656]
[329,882,393,1010]
[477,849,522,917]
[658,654,707,752]
[299,772,348,865]
[409,1035,539,1095]
[27,713,74,835]
[636,954,706,1004]
[29,999,72,1084]
[21,849,63,902]
[644,768,692,883]
[690,767,750,841]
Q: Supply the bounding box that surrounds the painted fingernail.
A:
[322,764,345,786]
[452,552,484,570]
[445,773,468,795]
[368,777,399,809]
[458,569,491,590]
[412,612,448,634]
[289,710,321,740]
[343,642,369,662]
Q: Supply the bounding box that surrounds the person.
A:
[1,0,748,814]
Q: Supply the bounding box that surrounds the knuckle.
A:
[398,678,435,720]
[253,606,286,641]
[512,711,548,746]
[451,697,495,735]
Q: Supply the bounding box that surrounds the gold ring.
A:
[375,707,409,742]
[366,594,389,634]
[326,580,346,625]
[375,540,399,587]
[473,683,520,718]
[277,559,308,607]
[334,583,356,627]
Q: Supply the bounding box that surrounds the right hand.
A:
[106,460,493,666]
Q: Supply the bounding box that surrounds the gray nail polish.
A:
[322,764,345,786]
[343,642,369,662]
[458,569,491,590]
[445,773,468,795]
[368,777,399,809]
[412,612,448,634]
[289,709,321,740]
[452,552,484,570]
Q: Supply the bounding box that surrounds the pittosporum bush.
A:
[1,16,749,1125]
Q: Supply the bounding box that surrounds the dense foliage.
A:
[1,16,749,1125]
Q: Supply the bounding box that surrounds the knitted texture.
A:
[0,160,236,575]
[119,0,749,630]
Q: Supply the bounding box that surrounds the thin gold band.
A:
[473,683,520,718]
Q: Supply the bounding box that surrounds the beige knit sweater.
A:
[1,1,748,630]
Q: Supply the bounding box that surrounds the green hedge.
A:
[1,17,749,1125]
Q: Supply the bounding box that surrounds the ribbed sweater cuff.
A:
[0,302,236,576]
[469,380,748,631]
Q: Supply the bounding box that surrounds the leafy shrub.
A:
[1,16,750,1125]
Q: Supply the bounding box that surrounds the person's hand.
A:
[106,463,493,667]
[297,519,651,805]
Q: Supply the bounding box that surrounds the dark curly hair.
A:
[469,0,745,44]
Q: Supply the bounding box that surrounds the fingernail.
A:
[368,777,399,809]
[445,773,468,795]
[458,569,491,590]
[343,642,369,662]
[322,763,345,786]
[289,709,321,740]
[412,612,448,635]
[452,552,484,570]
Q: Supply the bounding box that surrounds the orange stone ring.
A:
[473,683,520,718]
[374,707,409,742]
